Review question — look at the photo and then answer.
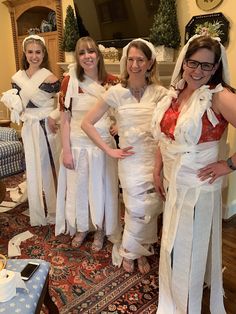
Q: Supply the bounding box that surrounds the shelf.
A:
[57,61,175,87]
[17,6,56,36]
[18,31,57,39]
[4,0,64,79]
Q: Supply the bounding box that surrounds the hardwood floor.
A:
[202,215,236,314]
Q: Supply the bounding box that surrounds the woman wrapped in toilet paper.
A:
[81,38,167,273]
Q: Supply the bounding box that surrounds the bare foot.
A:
[138,256,150,274]
[92,229,104,252]
[122,257,134,273]
[71,231,88,248]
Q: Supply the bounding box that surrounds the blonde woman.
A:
[82,38,167,273]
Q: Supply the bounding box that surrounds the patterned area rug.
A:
[0,173,159,313]
[0,173,26,213]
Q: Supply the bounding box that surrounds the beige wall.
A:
[0,0,16,118]
[0,1,16,89]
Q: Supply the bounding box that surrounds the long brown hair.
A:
[75,36,107,82]
[21,38,49,70]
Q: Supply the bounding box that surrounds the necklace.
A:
[129,84,147,101]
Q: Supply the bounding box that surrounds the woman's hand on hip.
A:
[107,146,135,159]
[198,160,232,184]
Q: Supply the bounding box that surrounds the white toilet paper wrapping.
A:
[0,269,28,302]
[8,231,34,257]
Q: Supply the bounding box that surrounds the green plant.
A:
[149,0,181,49]
[62,5,80,52]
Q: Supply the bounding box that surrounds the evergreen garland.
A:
[62,5,80,52]
[149,0,181,49]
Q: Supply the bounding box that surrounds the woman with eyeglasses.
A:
[152,35,236,313]
[55,37,121,252]
[82,38,167,274]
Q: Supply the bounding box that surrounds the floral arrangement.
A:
[195,20,224,37]
[98,44,119,62]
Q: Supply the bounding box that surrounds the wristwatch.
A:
[226,157,236,171]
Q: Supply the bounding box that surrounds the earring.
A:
[145,70,151,79]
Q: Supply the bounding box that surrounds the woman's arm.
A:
[153,146,166,200]
[43,74,60,133]
[81,99,134,159]
[60,110,74,169]
[48,94,60,133]
[198,89,236,183]
[213,88,236,128]
[45,73,59,84]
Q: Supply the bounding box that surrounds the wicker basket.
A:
[0,254,7,271]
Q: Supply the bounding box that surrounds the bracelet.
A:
[226,157,236,171]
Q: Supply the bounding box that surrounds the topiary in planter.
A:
[62,5,80,52]
[149,0,181,49]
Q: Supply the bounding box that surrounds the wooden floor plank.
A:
[202,215,236,314]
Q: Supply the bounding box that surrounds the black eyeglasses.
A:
[185,59,215,71]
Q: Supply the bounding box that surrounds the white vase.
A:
[155,45,174,62]
[65,51,75,63]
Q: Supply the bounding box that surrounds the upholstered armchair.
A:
[0,127,25,178]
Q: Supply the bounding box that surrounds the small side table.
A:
[3,259,59,314]
[0,119,11,127]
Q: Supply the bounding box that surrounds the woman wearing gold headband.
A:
[82,38,167,273]
[1,35,61,226]
[152,35,236,313]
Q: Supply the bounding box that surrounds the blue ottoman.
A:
[1,259,58,314]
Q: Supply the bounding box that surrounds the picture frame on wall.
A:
[196,0,223,11]
[185,12,229,46]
